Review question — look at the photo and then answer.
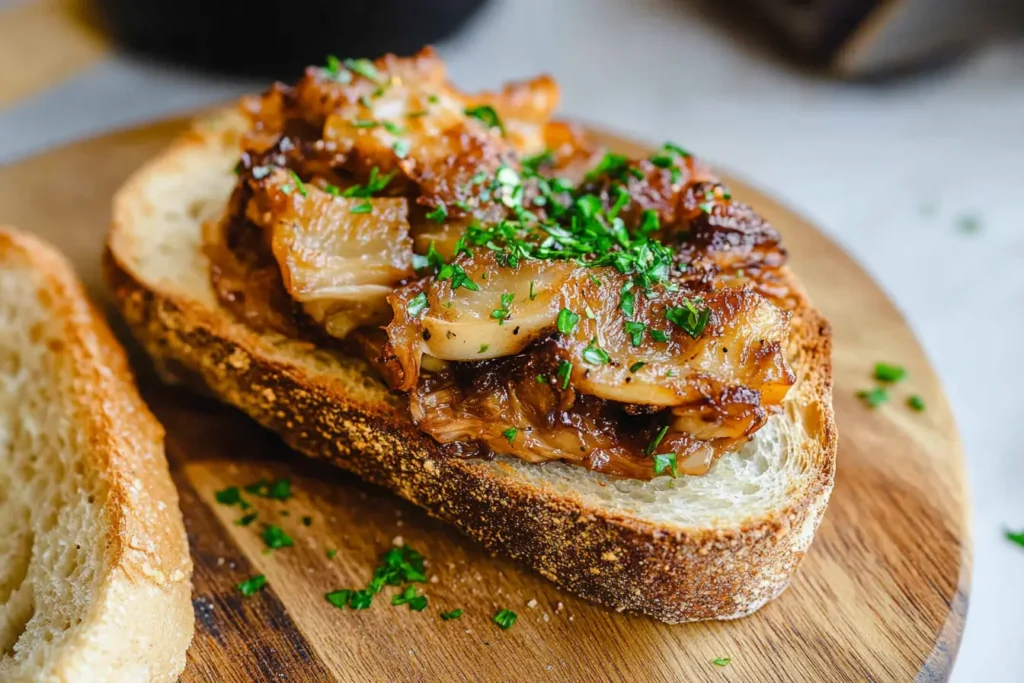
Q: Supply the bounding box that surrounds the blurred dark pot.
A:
[90,0,491,78]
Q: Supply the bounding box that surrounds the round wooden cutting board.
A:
[0,119,969,682]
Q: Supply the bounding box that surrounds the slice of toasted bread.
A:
[104,110,836,623]
[0,228,192,681]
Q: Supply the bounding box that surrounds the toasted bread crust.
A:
[0,228,193,681]
[103,114,836,622]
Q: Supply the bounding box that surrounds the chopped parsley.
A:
[493,609,518,630]
[557,308,581,336]
[522,149,553,173]
[556,360,573,389]
[323,55,352,83]
[235,511,259,527]
[393,140,411,158]
[382,121,406,135]
[287,170,308,197]
[325,589,352,609]
[326,548,338,559]
[1006,529,1024,548]
[215,486,249,509]
[502,427,519,445]
[629,361,646,373]
[712,657,731,667]
[426,203,448,223]
[907,394,926,412]
[343,57,381,83]
[857,387,888,408]
[625,321,646,347]
[653,452,678,477]
[348,590,374,610]
[262,525,294,550]
[237,574,267,597]
[649,329,669,343]
[350,201,373,214]
[407,292,429,317]
[440,608,464,621]
[586,152,629,180]
[665,299,711,339]
[874,362,906,383]
[528,280,538,300]
[437,263,479,291]
[582,338,610,365]
[645,425,670,456]
[341,166,395,198]
[478,344,489,353]
[620,286,635,318]
[491,292,515,324]
[391,585,428,611]
[464,105,505,135]
[245,478,292,501]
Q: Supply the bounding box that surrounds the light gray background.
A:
[2,0,1022,679]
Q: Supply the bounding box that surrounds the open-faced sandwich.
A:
[105,47,836,623]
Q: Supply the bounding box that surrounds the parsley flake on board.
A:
[391,585,428,611]
[493,609,518,630]
[649,329,669,343]
[440,609,464,621]
[262,525,294,550]
[857,387,888,408]
[245,478,292,501]
[215,486,250,509]
[1006,530,1024,549]
[873,362,906,383]
[237,574,267,597]
[653,453,678,477]
[712,657,731,667]
[235,511,259,527]
[326,548,338,559]
[907,395,926,412]
[464,105,505,135]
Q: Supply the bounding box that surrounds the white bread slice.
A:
[0,228,192,682]
[104,110,837,623]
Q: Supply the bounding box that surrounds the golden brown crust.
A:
[102,112,836,622]
[0,227,193,680]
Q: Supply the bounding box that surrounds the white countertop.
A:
[2,0,1022,679]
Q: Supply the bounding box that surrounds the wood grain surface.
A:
[0,119,970,682]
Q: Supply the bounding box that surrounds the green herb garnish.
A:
[437,263,479,291]
[407,292,429,317]
[215,486,250,509]
[493,609,518,630]
[426,204,447,223]
[382,121,406,135]
[556,360,573,390]
[262,525,294,550]
[392,140,410,158]
[649,329,669,343]
[440,608,464,621]
[237,574,267,597]
[857,387,888,408]
[235,511,259,527]
[629,361,646,372]
[349,201,373,214]
[464,105,505,135]
[1007,529,1024,548]
[665,299,710,339]
[491,292,515,324]
[653,453,678,477]
[907,395,926,412]
[343,57,381,82]
[528,280,538,300]
[245,478,292,501]
[391,585,428,611]
[341,166,395,198]
[712,657,731,667]
[326,548,338,559]
[325,589,351,609]
[582,338,610,365]
[874,362,906,383]
[502,427,519,445]
[557,308,581,336]
[645,425,670,456]
[624,321,646,347]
